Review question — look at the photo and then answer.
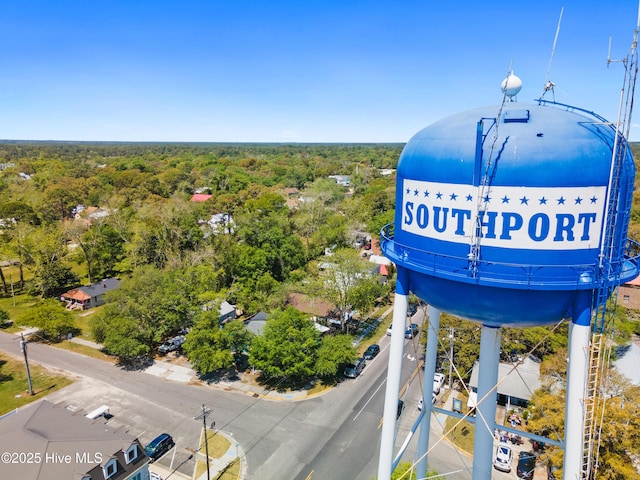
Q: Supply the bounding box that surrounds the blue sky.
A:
[0,1,638,143]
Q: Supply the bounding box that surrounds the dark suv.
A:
[344,358,366,378]
[144,433,175,462]
[363,344,380,359]
[516,451,536,479]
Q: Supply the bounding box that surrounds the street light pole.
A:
[194,404,213,480]
[20,333,34,395]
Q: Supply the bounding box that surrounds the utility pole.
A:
[448,326,454,391]
[194,404,213,480]
[20,333,34,395]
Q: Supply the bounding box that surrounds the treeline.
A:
[0,142,400,377]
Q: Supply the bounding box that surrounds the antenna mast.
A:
[583,3,640,478]
[541,7,564,100]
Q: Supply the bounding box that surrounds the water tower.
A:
[377,73,640,480]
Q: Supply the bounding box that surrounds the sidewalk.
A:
[70,335,104,349]
[144,357,310,401]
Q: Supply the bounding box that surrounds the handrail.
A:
[380,224,640,289]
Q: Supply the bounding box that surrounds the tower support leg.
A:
[416,306,441,478]
[564,291,591,480]
[471,325,501,480]
[377,267,409,480]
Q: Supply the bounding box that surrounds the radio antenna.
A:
[541,6,564,100]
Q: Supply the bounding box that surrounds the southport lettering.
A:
[404,203,597,241]
[401,180,605,251]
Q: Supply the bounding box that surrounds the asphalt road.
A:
[0,321,514,479]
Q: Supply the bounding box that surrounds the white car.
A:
[150,472,163,480]
[433,373,445,394]
[493,443,513,472]
[417,393,437,411]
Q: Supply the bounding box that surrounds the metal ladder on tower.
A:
[581,330,606,478]
[581,109,628,480]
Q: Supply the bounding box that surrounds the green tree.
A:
[526,356,640,480]
[4,222,35,289]
[293,178,345,257]
[23,225,78,297]
[93,315,151,360]
[27,300,76,340]
[91,265,200,360]
[183,313,254,375]
[39,180,82,222]
[249,308,319,383]
[183,310,234,374]
[390,461,417,480]
[315,334,356,377]
[318,248,373,330]
[0,201,40,225]
[223,318,254,354]
[125,201,204,270]
[349,275,390,318]
[426,314,481,384]
[594,374,640,479]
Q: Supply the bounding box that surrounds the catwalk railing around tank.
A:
[380,224,640,290]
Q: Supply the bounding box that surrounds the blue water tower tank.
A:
[381,100,639,327]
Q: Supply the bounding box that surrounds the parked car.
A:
[405,323,419,339]
[396,399,405,419]
[158,335,186,354]
[386,324,393,336]
[517,451,536,479]
[150,473,163,480]
[493,443,513,472]
[417,393,437,411]
[363,344,380,360]
[144,433,175,462]
[344,358,366,378]
[433,373,445,394]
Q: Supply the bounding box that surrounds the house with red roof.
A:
[60,278,121,310]
[190,193,213,202]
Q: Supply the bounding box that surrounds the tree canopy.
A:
[249,308,320,383]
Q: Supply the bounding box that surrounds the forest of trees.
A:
[0,142,400,379]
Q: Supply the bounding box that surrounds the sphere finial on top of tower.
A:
[501,72,522,101]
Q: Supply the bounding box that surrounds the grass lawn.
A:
[56,339,115,363]
[216,458,240,480]
[194,429,235,478]
[195,457,240,480]
[444,414,475,454]
[72,307,100,334]
[0,353,74,415]
[0,292,39,331]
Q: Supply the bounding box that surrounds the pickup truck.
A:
[158,335,186,354]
